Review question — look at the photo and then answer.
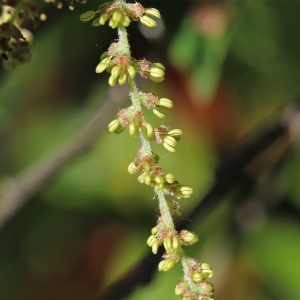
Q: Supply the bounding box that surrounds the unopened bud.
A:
[145,8,161,19]
[140,15,157,28]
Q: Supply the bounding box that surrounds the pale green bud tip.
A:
[99,13,108,25]
[118,73,127,85]
[150,66,165,78]
[79,11,95,22]
[92,18,101,27]
[154,176,164,184]
[111,65,121,78]
[151,226,158,235]
[155,98,173,108]
[158,259,176,272]
[96,63,109,73]
[166,173,175,184]
[144,174,152,185]
[129,123,138,137]
[145,8,161,19]
[153,108,166,119]
[145,123,154,138]
[149,74,165,83]
[168,129,183,136]
[201,263,212,270]
[202,269,214,279]
[192,272,203,283]
[163,142,176,153]
[147,234,157,247]
[108,75,117,87]
[163,136,177,147]
[128,65,136,78]
[180,230,198,245]
[152,240,160,254]
[152,62,165,71]
[128,162,138,175]
[174,283,185,296]
[180,186,193,196]
[100,51,108,61]
[140,15,157,28]
[107,119,120,133]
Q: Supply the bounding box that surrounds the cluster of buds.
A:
[175,258,214,300]
[79,1,160,29]
[94,45,166,86]
[147,226,200,273]
[0,0,41,69]
[125,146,193,199]
[175,281,215,300]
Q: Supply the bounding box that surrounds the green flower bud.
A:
[140,15,157,28]
[149,66,165,78]
[138,172,146,183]
[128,162,137,174]
[172,236,180,250]
[112,10,122,23]
[99,13,109,25]
[152,240,160,254]
[100,51,109,61]
[95,63,109,73]
[147,234,157,247]
[107,119,120,133]
[121,15,131,27]
[128,65,136,78]
[153,108,166,118]
[192,272,203,283]
[201,269,214,279]
[149,74,165,83]
[155,98,173,108]
[180,186,193,196]
[144,174,152,185]
[114,126,126,134]
[152,62,165,71]
[163,142,176,153]
[155,182,164,190]
[158,259,176,272]
[180,230,198,245]
[145,8,161,19]
[118,72,127,85]
[108,75,117,87]
[79,10,95,22]
[163,136,177,147]
[163,237,172,253]
[92,18,101,27]
[129,122,138,137]
[111,65,121,78]
[201,263,212,271]
[168,129,183,137]
[165,173,175,184]
[145,123,154,138]
[174,283,185,296]
[109,19,118,29]
[151,226,158,235]
[154,176,164,184]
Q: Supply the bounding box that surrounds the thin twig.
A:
[0,88,126,231]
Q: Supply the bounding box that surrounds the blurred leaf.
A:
[247,218,300,300]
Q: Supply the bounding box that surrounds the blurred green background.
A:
[1,0,300,299]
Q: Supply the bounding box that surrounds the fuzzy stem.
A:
[181,256,198,294]
[118,25,176,233]
[156,189,175,230]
